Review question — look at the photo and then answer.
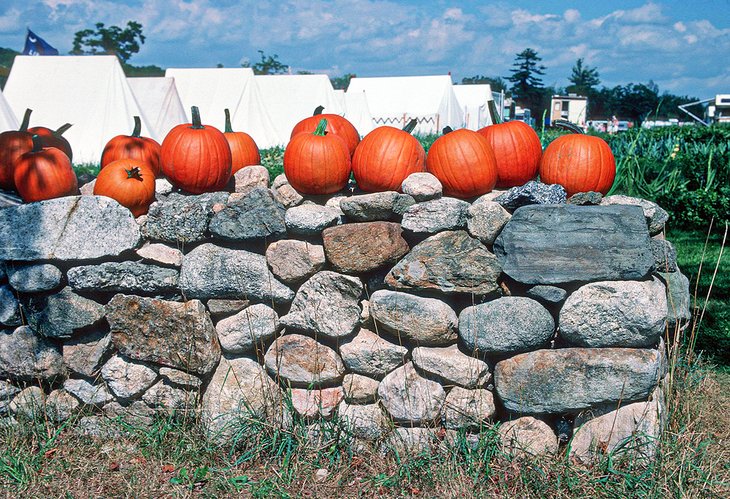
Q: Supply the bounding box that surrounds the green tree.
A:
[330,73,356,90]
[460,75,508,93]
[243,50,289,75]
[614,81,660,125]
[507,48,546,114]
[566,58,600,95]
[70,21,145,63]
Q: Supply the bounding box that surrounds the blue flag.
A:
[23,29,59,56]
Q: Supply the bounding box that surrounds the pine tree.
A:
[507,48,546,111]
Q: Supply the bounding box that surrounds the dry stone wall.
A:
[0,167,691,461]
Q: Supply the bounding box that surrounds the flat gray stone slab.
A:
[493,204,653,284]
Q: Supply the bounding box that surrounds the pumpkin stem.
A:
[131,116,142,137]
[126,167,144,181]
[313,105,325,116]
[314,118,328,136]
[190,106,204,130]
[442,126,453,135]
[487,100,502,125]
[553,119,585,134]
[224,109,234,133]
[30,134,43,153]
[19,108,32,132]
[402,119,418,134]
[54,123,73,136]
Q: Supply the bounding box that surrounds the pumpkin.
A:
[13,134,78,202]
[290,106,360,156]
[477,120,542,188]
[352,119,425,192]
[223,108,261,174]
[94,159,156,217]
[100,116,161,175]
[0,108,34,190]
[160,106,232,194]
[539,133,615,196]
[284,118,351,195]
[426,127,498,198]
[28,123,73,161]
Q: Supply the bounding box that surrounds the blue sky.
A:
[1,1,728,97]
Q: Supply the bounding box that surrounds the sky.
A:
[0,0,728,98]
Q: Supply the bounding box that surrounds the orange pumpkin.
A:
[100,116,161,175]
[0,108,34,190]
[27,123,73,161]
[13,134,78,202]
[160,106,232,194]
[352,120,425,192]
[539,134,615,196]
[426,128,498,198]
[94,159,156,217]
[223,108,261,174]
[284,118,351,195]
[477,120,542,188]
[290,106,360,156]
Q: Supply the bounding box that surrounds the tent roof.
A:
[127,77,187,141]
[453,84,494,130]
[4,55,153,164]
[0,90,18,133]
[343,89,375,137]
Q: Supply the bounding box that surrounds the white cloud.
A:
[564,9,580,23]
[673,21,686,32]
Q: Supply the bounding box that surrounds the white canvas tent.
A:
[255,74,344,145]
[453,84,494,130]
[127,77,187,141]
[347,75,463,135]
[166,67,281,148]
[343,89,375,137]
[0,90,18,133]
[4,55,153,164]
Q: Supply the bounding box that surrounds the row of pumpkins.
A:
[0,106,616,217]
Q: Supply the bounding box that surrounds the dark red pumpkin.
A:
[539,134,615,196]
[477,120,542,188]
[352,120,425,192]
[28,123,73,161]
[223,108,261,174]
[160,106,232,194]
[100,116,161,175]
[284,118,351,195]
[94,158,156,217]
[0,108,34,190]
[426,127,498,198]
[13,134,78,202]
[290,106,360,157]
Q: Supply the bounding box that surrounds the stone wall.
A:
[0,167,691,462]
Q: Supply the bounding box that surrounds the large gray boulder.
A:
[106,294,221,376]
[264,334,345,387]
[67,262,179,295]
[179,243,294,305]
[265,239,326,286]
[494,204,654,284]
[279,271,362,339]
[0,326,65,381]
[208,186,286,242]
[100,354,158,400]
[144,192,228,243]
[370,290,458,346]
[284,204,342,236]
[658,271,692,331]
[339,328,408,379]
[401,172,442,202]
[459,297,555,355]
[7,264,63,293]
[559,279,668,348]
[385,230,501,295]
[494,181,566,210]
[322,222,410,274]
[62,329,112,378]
[25,287,105,338]
[215,303,279,354]
[494,348,662,414]
[466,201,511,246]
[378,362,445,424]
[0,196,141,261]
[339,191,415,222]
[412,344,490,388]
[601,195,669,235]
[401,197,469,234]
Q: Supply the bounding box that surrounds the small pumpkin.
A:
[94,159,156,217]
[426,127,498,198]
[290,106,360,156]
[100,116,162,175]
[352,119,425,192]
[0,108,34,190]
[13,134,78,202]
[28,122,73,161]
[284,118,351,195]
[539,133,615,196]
[477,119,542,188]
[160,106,232,194]
[223,108,261,174]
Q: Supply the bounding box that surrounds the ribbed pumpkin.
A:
[223,108,260,174]
[290,106,360,156]
[94,159,156,217]
[28,123,73,161]
[477,120,542,188]
[539,134,616,196]
[426,128,498,198]
[284,118,351,195]
[160,106,232,194]
[0,108,34,191]
[352,120,425,192]
[100,116,162,175]
[13,134,78,202]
